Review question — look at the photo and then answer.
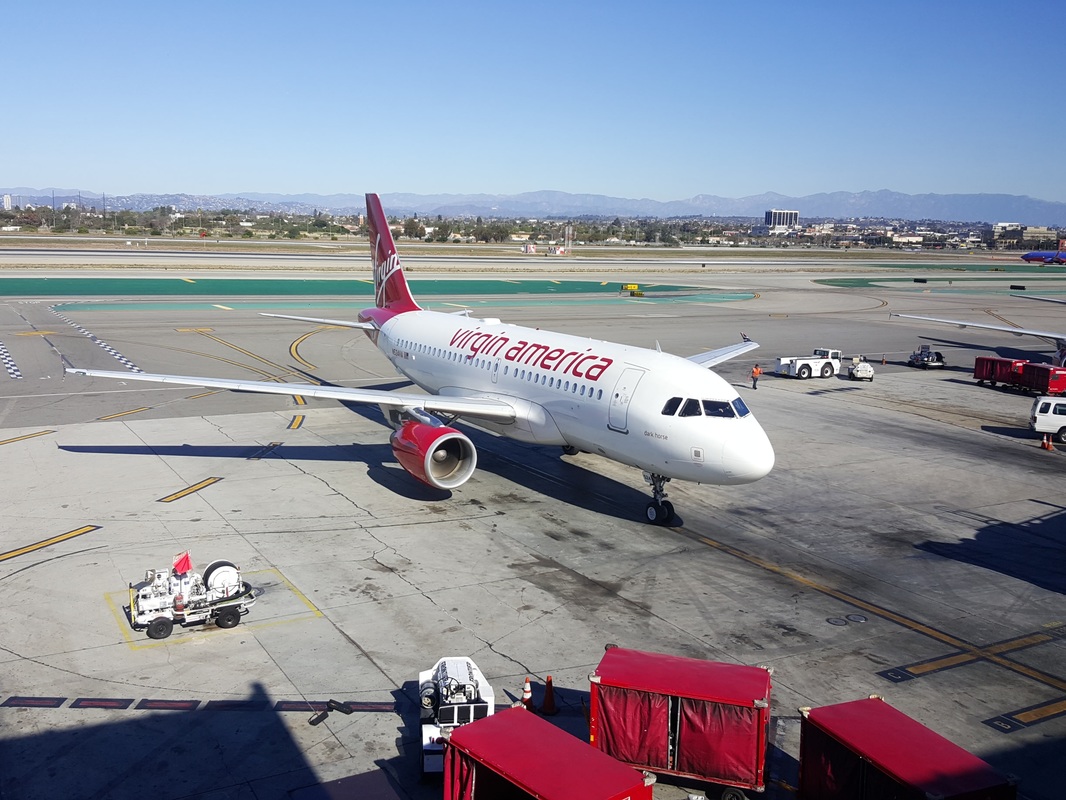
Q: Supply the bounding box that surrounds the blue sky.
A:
[6,0,1063,202]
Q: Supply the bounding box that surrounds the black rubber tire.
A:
[820,363,833,378]
[721,789,747,800]
[660,501,675,525]
[215,607,240,629]
[562,445,579,456]
[797,365,812,379]
[1056,428,1066,445]
[645,502,662,524]
[147,617,174,640]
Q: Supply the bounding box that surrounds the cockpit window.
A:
[661,397,682,416]
[702,400,736,418]
[731,398,751,417]
[679,398,702,417]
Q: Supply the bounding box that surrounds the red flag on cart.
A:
[172,551,193,574]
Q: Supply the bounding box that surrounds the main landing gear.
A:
[643,472,674,526]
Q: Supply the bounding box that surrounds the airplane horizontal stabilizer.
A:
[65,368,516,422]
[260,313,375,330]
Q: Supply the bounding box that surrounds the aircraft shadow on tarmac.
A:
[916,501,1066,595]
[0,682,409,800]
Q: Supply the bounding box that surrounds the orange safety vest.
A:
[752,366,762,377]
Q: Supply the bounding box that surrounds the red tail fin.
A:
[366,193,420,312]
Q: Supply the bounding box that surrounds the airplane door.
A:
[491,357,501,384]
[608,367,645,433]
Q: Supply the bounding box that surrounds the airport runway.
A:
[0,251,1063,800]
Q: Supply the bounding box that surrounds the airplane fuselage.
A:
[364,308,775,486]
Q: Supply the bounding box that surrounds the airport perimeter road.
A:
[0,262,1063,800]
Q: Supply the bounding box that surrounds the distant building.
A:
[764,208,798,234]
[2,194,10,211]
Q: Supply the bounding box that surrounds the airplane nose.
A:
[721,424,775,483]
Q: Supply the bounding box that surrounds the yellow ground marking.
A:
[293,395,306,405]
[157,477,223,503]
[212,304,233,310]
[182,278,196,284]
[1014,698,1066,724]
[0,525,101,563]
[549,279,561,284]
[905,633,1054,675]
[288,415,305,429]
[195,331,322,386]
[175,328,214,332]
[185,390,223,399]
[15,330,57,336]
[697,535,1066,694]
[0,430,55,446]
[110,567,323,650]
[289,331,321,369]
[98,407,150,420]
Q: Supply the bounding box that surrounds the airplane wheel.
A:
[660,501,675,525]
[645,502,662,524]
[562,445,579,456]
[147,617,174,640]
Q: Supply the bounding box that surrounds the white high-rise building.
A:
[2,194,11,211]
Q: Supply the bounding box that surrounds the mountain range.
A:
[3,187,1065,226]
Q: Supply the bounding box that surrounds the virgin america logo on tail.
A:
[449,327,614,380]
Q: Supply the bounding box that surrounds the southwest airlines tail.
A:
[367,193,421,313]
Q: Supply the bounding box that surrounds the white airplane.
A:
[891,295,1066,366]
[67,193,774,524]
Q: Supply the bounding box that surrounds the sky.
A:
[5,0,1064,203]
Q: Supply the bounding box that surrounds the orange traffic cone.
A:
[521,676,533,710]
[540,675,558,716]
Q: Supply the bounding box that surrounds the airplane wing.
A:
[889,313,1066,342]
[687,338,760,368]
[65,368,517,422]
[1011,295,1066,307]
[260,313,375,329]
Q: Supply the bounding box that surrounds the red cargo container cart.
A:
[1018,362,1066,395]
[973,356,1027,387]
[589,647,772,798]
[798,697,1017,800]
[444,706,655,800]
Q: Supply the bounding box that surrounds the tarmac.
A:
[0,249,1063,800]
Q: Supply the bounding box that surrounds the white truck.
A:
[418,657,495,776]
[776,348,842,379]
[129,559,256,640]
[1030,395,1066,443]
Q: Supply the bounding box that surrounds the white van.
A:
[1029,396,1066,443]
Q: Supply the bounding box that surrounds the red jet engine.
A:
[390,420,477,490]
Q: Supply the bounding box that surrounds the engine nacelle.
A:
[390,420,477,490]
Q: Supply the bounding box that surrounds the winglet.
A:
[366,193,421,313]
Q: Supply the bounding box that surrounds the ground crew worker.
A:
[751,363,762,389]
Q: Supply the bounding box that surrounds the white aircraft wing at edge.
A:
[889,313,1066,341]
[687,339,760,368]
[64,368,517,422]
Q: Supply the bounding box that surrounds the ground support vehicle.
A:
[972,357,1066,395]
[848,359,874,381]
[418,657,495,776]
[775,348,841,379]
[973,356,1028,387]
[129,559,255,640]
[1030,396,1066,443]
[907,344,946,368]
[443,706,655,800]
[588,646,772,799]
[798,697,1016,799]
[1017,363,1066,395]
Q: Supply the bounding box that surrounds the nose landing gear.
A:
[643,472,675,525]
